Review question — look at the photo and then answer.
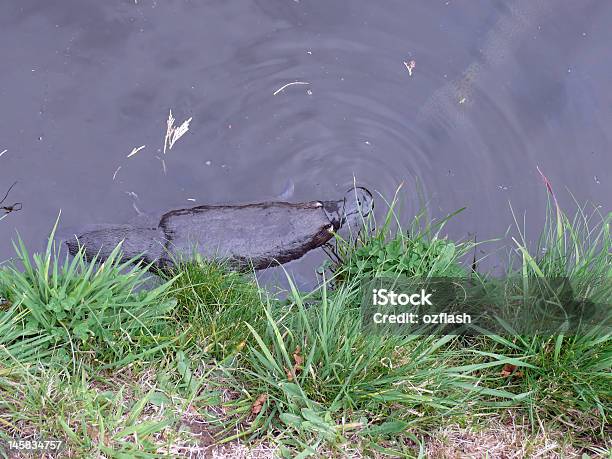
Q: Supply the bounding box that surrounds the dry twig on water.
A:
[403,59,416,76]
[112,166,122,181]
[0,181,22,220]
[164,110,192,154]
[155,156,167,175]
[273,81,310,96]
[127,145,146,158]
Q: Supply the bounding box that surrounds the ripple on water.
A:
[0,0,610,281]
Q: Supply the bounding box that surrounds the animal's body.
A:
[65,187,372,270]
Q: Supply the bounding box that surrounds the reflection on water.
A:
[0,0,610,285]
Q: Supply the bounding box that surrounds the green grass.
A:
[0,189,609,457]
[159,255,268,361]
[461,198,611,441]
[1,368,179,458]
[217,277,470,455]
[0,220,177,372]
[325,188,472,281]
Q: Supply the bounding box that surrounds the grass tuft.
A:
[0,216,176,368]
[325,189,473,282]
[161,255,267,361]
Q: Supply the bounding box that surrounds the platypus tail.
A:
[65,225,168,266]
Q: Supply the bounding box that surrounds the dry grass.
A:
[425,418,583,459]
[209,443,279,459]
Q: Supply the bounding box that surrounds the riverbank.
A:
[0,190,609,458]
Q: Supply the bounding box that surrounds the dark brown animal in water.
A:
[66,187,373,270]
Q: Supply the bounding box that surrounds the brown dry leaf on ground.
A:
[251,394,268,415]
[500,363,517,377]
[284,346,305,381]
[500,363,524,378]
[292,345,304,377]
[293,345,304,368]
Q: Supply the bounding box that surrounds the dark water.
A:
[1,1,610,284]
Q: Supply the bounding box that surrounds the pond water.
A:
[1,0,610,286]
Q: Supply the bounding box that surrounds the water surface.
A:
[1,0,610,283]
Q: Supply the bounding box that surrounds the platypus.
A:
[66,187,373,270]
